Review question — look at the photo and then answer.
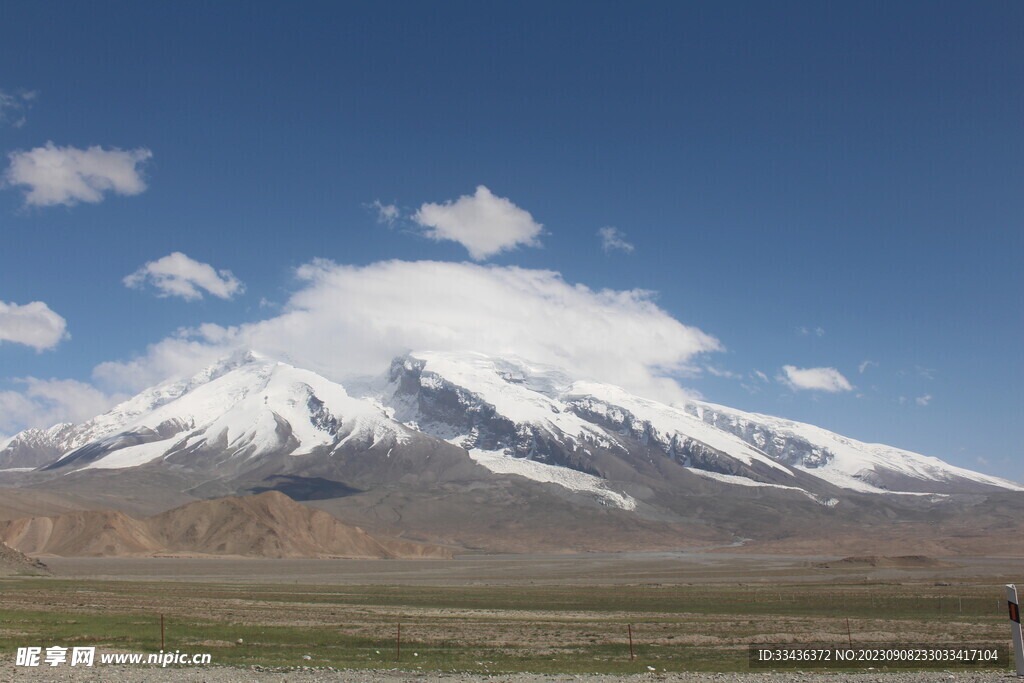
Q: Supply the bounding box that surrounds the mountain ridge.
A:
[0,350,1019,554]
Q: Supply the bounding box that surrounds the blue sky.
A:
[0,1,1020,481]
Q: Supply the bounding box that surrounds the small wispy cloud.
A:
[858,359,877,374]
[124,252,245,301]
[796,326,825,337]
[598,226,635,253]
[740,370,771,394]
[0,89,37,127]
[368,199,400,226]
[780,365,853,393]
[4,142,152,207]
[412,185,543,260]
[915,394,932,406]
[705,366,741,379]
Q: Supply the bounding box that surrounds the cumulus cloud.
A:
[96,259,722,402]
[124,252,245,301]
[0,89,37,127]
[598,226,635,253]
[0,378,123,433]
[4,142,152,207]
[0,300,68,351]
[368,200,400,226]
[780,365,853,393]
[412,186,543,260]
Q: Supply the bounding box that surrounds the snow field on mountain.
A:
[82,437,175,470]
[468,448,637,510]
[684,467,838,506]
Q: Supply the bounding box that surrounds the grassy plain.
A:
[0,568,1017,674]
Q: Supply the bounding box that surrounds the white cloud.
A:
[0,300,68,351]
[598,226,635,253]
[858,359,877,374]
[92,332,228,393]
[369,200,400,226]
[96,259,722,402]
[705,366,741,379]
[412,186,543,260]
[796,326,825,337]
[0,377,123,433]
[915,394,932,406]
[124,252,245,301]
[4,142,152,207]
[0,89,37,127]
[780,365,853,393]
[752,370,770,383]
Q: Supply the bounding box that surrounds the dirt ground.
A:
[33,550,1024,586]
[2,552,1021,679]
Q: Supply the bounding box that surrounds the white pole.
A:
[1008,584,1023,676]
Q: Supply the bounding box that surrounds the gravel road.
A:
[2,665,1019,682]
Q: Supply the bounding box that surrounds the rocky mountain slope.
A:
[0,540,49,575]
[1,491,450,559]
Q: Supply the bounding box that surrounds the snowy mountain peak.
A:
[16,352,402,473]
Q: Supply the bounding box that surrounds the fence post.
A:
[1007,585,1023,677]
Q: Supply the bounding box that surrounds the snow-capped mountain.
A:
[15,351,408,475]
[1,349,1019,551]
[379,351,1021,496]
[0,423,78,470]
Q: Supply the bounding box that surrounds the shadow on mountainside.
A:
[248,474,362,501]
